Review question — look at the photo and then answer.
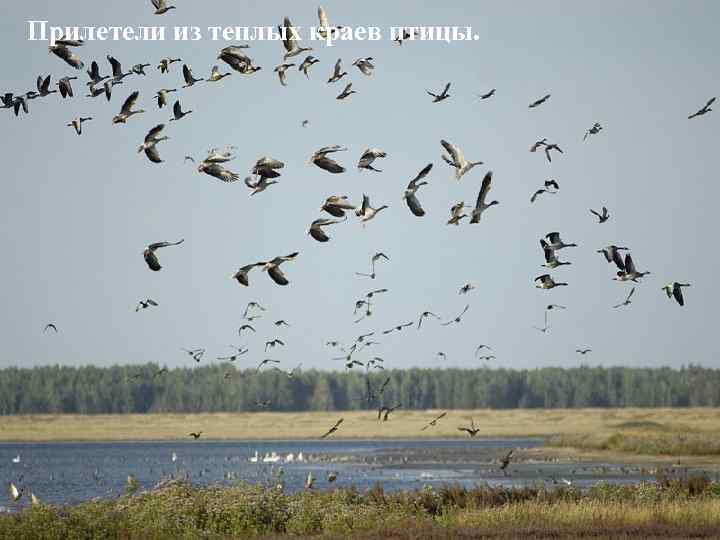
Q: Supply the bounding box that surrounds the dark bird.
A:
[597,245,629,270]
[155,88,176,108]
[583,122,603,141]
[57,77,77,98]
[320,418,344,439]
[458,418,480,437]
[382,322,414,335]
[541,240,571,269]
[528,94,551,108]
[336,83,356,100]
[158,57,182,74]
[459,283,476,295]
[327,59,347,83]
[49,39,84,70]
[420,411,447,431]
[135,299,159,312]
[322,195,356,217]
[169,100,192,121]
[106,55,131,82]
[613,254,650,282]
[138,124,169,163]
[663,282,691,306]
[311,145,347,173]
[576,348,592,355]
[544,143,563,163]
[265,339,285,352]
[262,252,299,286]
[378,404,401,422]
[470,171,499,223]
[499,449,514,474]
[143,239,184,271]
[417,311,441,329]
[427,82,451,103]
[43,323,58,333]
[238,324,256,335]
[535,274,568,289]
[182,64,203,88]
[478,89,496,100]
[308,217,347,242]
[182,348,205,362]
[590,206,610,223]
[152,0,176,15]
[688,97,715,119]
[403,163,432,216]
[257,358,281,371]
[442,305,469,326]
[232,263,265,286]
[299,55,319,78]
[112,91,145,124]
[188,431,202,440]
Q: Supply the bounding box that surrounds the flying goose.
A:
[257,358,281,371]
[441,140,482,180]
[613,287,635,308]
[44,323,58,333]
[576,348,592,355]
[436,351,447,361]
[238,324,256,334]
[135,299,159,312]
[447,201,468,225]
[322,195,356,217]
[540,239,571,269]
[352,57,375,76]
[320,418,344,439]
[534,311,549,333]
[528,94,551,108]
[613,254,650,282]
[138,124,169,163]
[688,97,715,119]
[355,252,390,279]
[275,319,290,327]
[403,163,432,216]
[217,46,258,74]
[478,89,496,100]
[217,346,248,361]
[662,282,690,306]
[499,449,514,474]
[170,100,192,121]
[336,83,356,100]
[327,59,347,83]
[358,148,387,172]
[206,65,231,82]
[131,63,151,76]
[308,216,347,242]
[382,322,413,334]
[355,194,388,224]
[152,0,176,15]
[530,138,547,153]
[545,232,578,250]
[475,344,492,356]
[86,61,107,85]
[598,245,629,270]
[245,175,278,196]
[535,274,568,289]
[280,17,312,59]
[546,304,567,310]
[590,206,610,223]
[530,179,559,203]
[112,91,145,124]
[182,64,203,87]
[298,55,320,78]
[232,263,265,286]
[583,122,603,141]
[188,432,202,439]
[317,7,343,39]
[544,143,563,163]
[158,57,182,74]
[274,63,295,86]
[156,88,176,108]
[442,305,469,326]
[36,75,57,97]
[57,76,77,98]
[420,411,447,431]
[107,55,132,83]
[262,252,299,285]
[470,171,499,223]
[182,348,205,362]
[67,117,92,135]
[378,404,401,421]
[273,363,302,378]
[143,239,184,271]
[49,40,84,70]
[394,28,418,45]
[458,418,480,437]
[311,145,347,173]
[265,339,285,352]
[198,159,240,183]
[459,283,476,295]
[427,82,451,102]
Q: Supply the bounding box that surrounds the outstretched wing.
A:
[120,91,139,115]
[408,163,433,188]
[476,172,493,208]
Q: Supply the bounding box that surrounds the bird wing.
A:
[590,209,601,218]
[707,97,716,108]
[144,250,162,271]
[627,287,635,301]
[173,100,182,117]
[318,7,329,28]
[673,285,684,306]
[405,193,425,216]
[268,266,289,285]
[440,140,461,165]
[408,163,433,188]
[624,254,637,274]
[476,171,493,208]
[442,82,451,95]
[145,146,162,163]
[612,250,625,270]
[183,64,192,83]
[313,156,345,173]
[281,17,295,53]
[145,124,165,142]
[120,91,139,115]
[148,239,184,250]
[546,232,561,244]
[108,55,122,77]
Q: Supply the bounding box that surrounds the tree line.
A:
[0,364,718,415]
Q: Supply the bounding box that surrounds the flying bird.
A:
[336,83,356,100]
[357,149,387,172]
[470,171,499,223]
[356,252,390,279]
[458,418,480,437]
[597,245,629,270]
[316,7,343,39]
[427,82,451,102]
[320,418,344,439]
[206,65,231,83]
[583,122,603,141]
[112,91,145,124]
[274,63,295,86]
[238,324,256,335]
[688,97,715,119]
[143,239,184,271]
[155,88,177,108]
[447,201,468,225]
[182,64,203,87]
[535,274,568,289]
[67,117,92,135]
[311,145,347,173]
[299,55,319,78]
[613,254,650,282]
[169,100,192,121]
[420,411,447,431]
[257,358,281,371]
[352,57,375,76]
[308,217,347,242]
[459,283,476,295]
[232,263,265,286]
[188,432,202,439]
[378,404,401,421]
[403,163,432,216]
[355,195,388,224]
[477,89,496,100]
[441,140,483,180]
[49,39,84,70]
[499,449,514,474]
[327,59,347,83]
[541,240,572,269]
[135,299,159,312]
[138,124,169,163]
[442,305,470,326]
[662,282,690,306]
[280,17,312,60]
[528,94,551,108]
[262,252,300,285]
[151,0,176,15]
[44,323,58,333]
[590,207,610,223]
[576,348,592,355]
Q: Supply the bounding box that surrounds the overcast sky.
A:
[0,1,717,372]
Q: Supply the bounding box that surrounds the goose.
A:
[530,188,551,203]
[11,95,30,116]
[204,147,236,163]
[358,148,387,172]
[475,344,492,356]
[336,83,356,100]
[43,324,58,333]
[36,75,57,97]
[169,100,192,121]
[540,239,571,268]
[57,76,77,98]
[265,339,285,352]
[499,449,514,474]
[182,64,203,87]
[662,282,690,306]
[427,82,451,103]
[459,283,476,295]
[478,88,496,100]
[86,61,107,86]
[101,79,122,101]
[442,305,469,326]
[298,55,320,78]
[458,418,480,437]
[365,288,388,299]
[274,63,295,86]
[217,347,248,362]
[528,94,551,108]
[420,411,447,431]
[544,143,563,163]
[0,93,14,109]
[182,348,205,362]
[327,471,338,483]
[590,206,610,223]
[188,432,202,439]
[355,194,388,224]
[352,57,375,76]
[417,311,441,329]
[613,254,650,282]
[238,324,256,334]
[158,57,182,74]
[152,0,176,14]
[394,28,418,45]
[279,17,313,59]
[206,65,231,83]
[470,171,499,223]
[245,175,279,196]
[545,232,578,250]
[322,195,356,217]
[436,351,447,361]
[546,304,567,310]
[257,358,281,371]
[308,216,347,242]
[232,263,265,286]
[441,140,483,180]
[135,299,158,312]
[302,119,309,127]
[138,124,169,163]
[49,42,84,70]
[155,88,177,108]
[598,245,629,270]
[67,117,92,135]
[612,288,635,309]
[378,404,401,421]
[107,55,132,83]
[535,274,568,289]
[217,46,257,74]
[583,122,603,141]
[688,97,715,119]
[112,91,145,124]
[327,59,347,83]
[320,418,344,439]
[262,252,299,286]
[576,348,592,355]
[253,156,285,178]
[447,201,468,225]
[355,252,390,279]
[529,138,547,152]
[275,320,290,327]
[9,482,22,502]
[311,145,347,173]
[382,322,413,334]
[131,63,151,75]
[143,239,184,271]
[317,7,343,39]
[198,160,240,183]
[403,163,432,216]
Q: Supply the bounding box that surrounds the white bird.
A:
[441,140,482,180]
[280,17,312,59]
[355,195,388,224]
[317,7,343,39]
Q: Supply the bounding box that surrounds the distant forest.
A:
[0,365,718,415]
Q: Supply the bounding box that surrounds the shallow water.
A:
[0,438,711,509]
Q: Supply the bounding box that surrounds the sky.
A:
[0,1,718,372]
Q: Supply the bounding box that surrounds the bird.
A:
[238,324,256,335]
[420,411,447,431]
[540,240,572,269]
[243,302,266,318]
[530,138,548,152]
[86,61,107,86]
[447,202,468,225]
[546,304,566,311]
[257,359,281,371]
[418,311,441,329]
[459,283,476,295]
[155,88,176,108]
[613,287,636,309]
[458,418,480,437]
[427,82,451,102]
[280,17,313,59]
[273,363,302,378]
[182,64,203,87]
[143,239,184,271]
[441,140,483,180]
[382,322,414,335]
[265,339,285,352]
[188,432,202,439]
[327,59,347,83]
[403,163,432,217]
[336,83,356,100]
[274,63,295,86]
[662,282,691,306]
[217,348,248,361]
[308,217,347,242]
[67,117,92,135]
[301,119,309,127]
[274,320,290,328]
[43,323,58,333]
[545,232,578,251]
[688,97,715,119]
[321,195,356,217]
[217,46,258,74]
[478,355,496,361]
[475,345,492,357]
[477,89,496,100]
[544,143,563,163]
[131,63,151,75]
[470,171,499,223]
[49,39,84,70]
[311,145,347,173]
[528,94,551,108]
[590,207,610,223]
[9,482,22,502]
[394,28,418,45]
[182,348,205,362]
[138,124,169,163]
[262,252,300,286]
[316,6,343,39]
[499,449,514,474]
[57,76,77,98]
[152,0,176,15]
[112,91,145,124]
[157,57,182,74]
[232,263,265,286]
[534,311,550,333]
[436,352,447,361]
[206,65,231,83]
[576,348,592,355]
[583,122,603,141]
[378,404,401,421]
[106,55,132,83]
[198,158,240,183]
[320,418,344,439]
[355,195,388,224]
[169,100,192,121]
[356,252,390,279]
[327,471,338,483]
[298,55,320,78]
[357,149,387,172]
[597,245,630,270]
[36,75,57,97]
[30,493,40,505]
[442,305,470,326]
[535,274,568,289]
[613,254,650,282]
[135,299,159,312]
[531,179,559,203]
[352,57,375,76]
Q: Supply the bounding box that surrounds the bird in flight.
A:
[441,140,483,180]
[459,283,476,295]
[420,411,447,431]
[458,418,480,437]
[135,299,158,312]
[470,171,499,223]
[583,122,603,141]
[528,94,551,108]
[418,311,441,329]
[356,252,390,279]
[613,254,650,282]
[188,431,202,439]
[442,305,470,326]
[357,148,387,172]
[535,274,568,290]
[143,240,184,271]
[662,282,691,306]
[576,348,592,355]
[320,418,344,439]
[477,88,496,100]
[44,323,58,333]
[257,358,281,371]
[378,404,401,421]
[138,124,169,163]
[403,163,432,217]
[613,287,636,309]
[427,82,451,103]
[688,97,715,119]
[590,206,610,223]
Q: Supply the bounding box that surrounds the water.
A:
[0,438,708,509]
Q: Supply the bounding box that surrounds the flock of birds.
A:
[3,3,714,500]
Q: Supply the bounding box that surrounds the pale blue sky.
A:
[0,1,718,371]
